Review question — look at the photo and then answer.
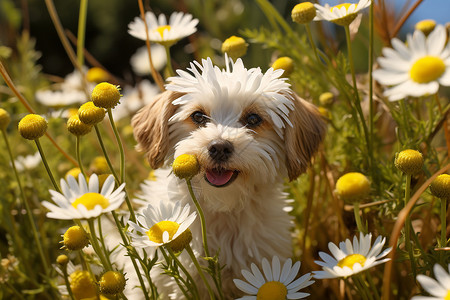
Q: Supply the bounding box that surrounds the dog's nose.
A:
[208,140,234,162]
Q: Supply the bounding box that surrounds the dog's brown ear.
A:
[131,90,181,169]
[284,94,326,181]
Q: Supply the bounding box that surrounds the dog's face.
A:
[132,58,325,211]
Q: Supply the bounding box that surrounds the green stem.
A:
[344,25,371,167]
[356,275,374,300]
[366,272,381,300]
[185,245,216,299]
[166,247,200,299]
[94,125,119,183]
[77,0,88,67]
[35,138,61,193]
[441,197,447,248]
[164,45,175,77]
[352,275,370,300]
[111,211,152,300]
[2,130,53,290]
[97,217,113,268]
[106,109,125,184]
[159,248,191,299]
[87,218,112,271]
[353,202,366,234]
[186,179,210,257]
[304,23,320,64]
[404,174,417,278]
[62,263,75,300]
[76,136,86,178]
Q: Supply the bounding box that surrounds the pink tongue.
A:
[206,170,234,186]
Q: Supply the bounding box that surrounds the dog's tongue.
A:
[205,169,234,186]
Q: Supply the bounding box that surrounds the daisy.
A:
[233,256,314,300]
[313,0,371,26]
[313,232,391,279]
[127,201,196,251]
[130,45,167,75]
[412,264,450,300]
[128,11,199,47]
[41,174,125,220]
[372,25,450,101]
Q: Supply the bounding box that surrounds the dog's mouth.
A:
[204,168,238,187]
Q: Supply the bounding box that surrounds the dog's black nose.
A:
[208,140,234,162]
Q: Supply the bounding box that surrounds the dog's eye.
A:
[245,113,263,127]
[191,111,208,125]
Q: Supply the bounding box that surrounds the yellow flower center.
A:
[156,25,171,38]
[445,290,450,300]
[146,220,180,243]
[256,281,287,300]
[70,270,98,300]
[410,56,446,83]
[72,193,109,211]
[172,154,200,179]
[332,3,352,11]
[337,254,366,269]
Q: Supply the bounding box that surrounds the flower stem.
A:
[304,23,320,64]
[35,138,61,193]
[404,174,417,278]
[167,246,201,299]
[186,245,216,299]
[344,25,371,168]
[61,262,76,300]
[164,45,175,78]
[355,275,374,300]
[159,248,191,299]
[441,197,447,248]
[186,179,210,257]
[111,211,152,300]
[1,130,51,282]
[77,0,88,67]
[93,124,119,183]
[353,202,366,234]
[107,109,125,183]
[76,136,86,178]
[434,93,450,159]
[87,218,113,271]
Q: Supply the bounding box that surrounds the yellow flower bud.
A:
[168,228,192,252]
[86,67,110,83]
[66,168,82,179]
[70,270,98,300]
[56,254,69,265]
[430,174,450,199]
[78,102,106,125]
[292,2,316,24]
[319,92,334,106]
[90,156,109,174]
[61,225,89,251]
[18,114,48,140]
[415,19,436,36]
[91,82,121,109]
[0,108,11,131]
[395,149,424,175]
[336,172,370,203]
[67,114,92,136]
[221,36,248,60]
[172,154,200,179]
[99,271,126,295]
[271,57,294,77]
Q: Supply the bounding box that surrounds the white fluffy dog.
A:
[130,57,326,299]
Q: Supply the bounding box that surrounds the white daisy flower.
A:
[233,256,314,300]
[41,174,125,220]
[128,201,196,252]
[314,0,371,26]
[373,25,450,101]
[14,152,41,172]
[128,11,199,47]
[130,45,167,75]
[412,264,450,300]
[313,232,391,279]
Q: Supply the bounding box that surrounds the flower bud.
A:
[172,154,200,179]
[336,172,370,203]
[430,174,450,199]
[67,115,92,136]
[0,108,11,131]
[292,2,316,24]
[18,114,48,140]
[272,57,294,77]
[61,225,89,251]
[99,271,126,295]
[78,102,105,125]
[395,149,423,175]
[221,36,248,60]
[91,82,121,109]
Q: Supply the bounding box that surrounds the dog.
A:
[129,56,326,299]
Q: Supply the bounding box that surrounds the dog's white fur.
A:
[128,58,325,299]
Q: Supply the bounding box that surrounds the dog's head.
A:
[132,58,325,210]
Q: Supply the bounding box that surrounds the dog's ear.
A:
[131,90,181,169]
[284,94,326,181]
